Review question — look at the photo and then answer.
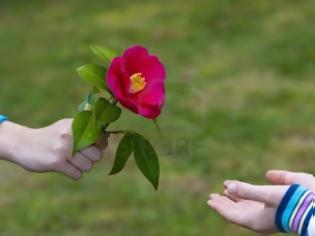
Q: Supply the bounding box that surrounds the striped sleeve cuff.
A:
[275,184,315,236]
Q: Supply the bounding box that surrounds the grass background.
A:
[0,0,315,235]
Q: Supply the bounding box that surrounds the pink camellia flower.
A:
[106,45,166,119]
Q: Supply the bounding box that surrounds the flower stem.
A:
[106,130,125,134]
[153,119,162,137]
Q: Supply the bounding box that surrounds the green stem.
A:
[153,119,162,137]
[106,130,125,134]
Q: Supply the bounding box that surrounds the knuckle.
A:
[51,141,66,153]
[61,131,72,139]
[55,119,72,137]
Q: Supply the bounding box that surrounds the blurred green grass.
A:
[0,0,315,235]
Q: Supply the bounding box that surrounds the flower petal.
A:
[108,45,166,119]
[123,45,149,74]
[134,82,165,106]
[119,99,138,114]
[106,57,128,102]
[137,103,161,119]
[126,55,166,83]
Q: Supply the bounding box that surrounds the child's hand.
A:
[0,118,108,180]
[208,181,289,234]
[208,171,315,235]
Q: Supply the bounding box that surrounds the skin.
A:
[208,170,315,235]
[0,118,108,180]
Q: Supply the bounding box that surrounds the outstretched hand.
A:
[207,170,315,234]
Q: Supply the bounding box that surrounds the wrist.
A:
[0,121,32,163]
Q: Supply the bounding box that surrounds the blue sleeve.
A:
[276,184,315,236]
[0,115,8,124]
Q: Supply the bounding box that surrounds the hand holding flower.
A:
[0,119,107,180]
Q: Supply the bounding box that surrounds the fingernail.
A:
[227,183,237,193]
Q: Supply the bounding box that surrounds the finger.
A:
[208,193,222,200]
[95,133,109,150]
[266,170,314,187]
[266,170,299,185]
[80,146,103,162]
[223,179,233,189]
[224,189,240,202]
[208,194,238,211]
[69,152,93,172]
[224,180,288,206]
[207,194,243,225]
[56,162,82,180]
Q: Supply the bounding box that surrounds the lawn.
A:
[0,0,315,235]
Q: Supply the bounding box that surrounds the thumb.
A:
[266,170,315,191]
[95,133,109,150]
[224,180,288,206]
[265,170,297,185]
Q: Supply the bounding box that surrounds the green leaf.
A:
[94,97,121,127]
[90,45,117,64]
[77,64,108,91]
[92,86,100,94]
[131,133,160,190]
[78,92,94,112]
[109,132,133,175]
[72,111,101,154]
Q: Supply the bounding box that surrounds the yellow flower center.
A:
[129,72,146,94]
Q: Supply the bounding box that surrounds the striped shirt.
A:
[276,184,315,236]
